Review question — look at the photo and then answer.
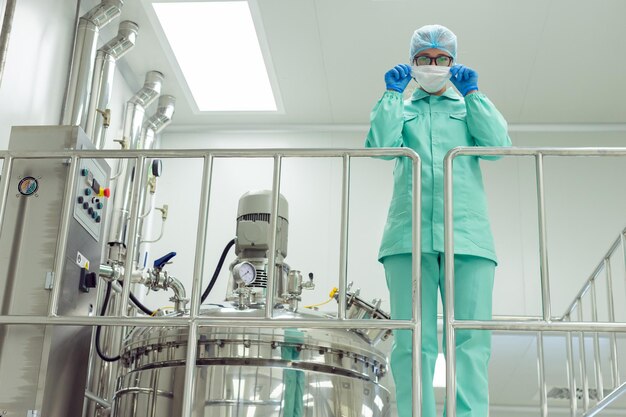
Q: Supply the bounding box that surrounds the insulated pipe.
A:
[86,20,138,149]
[62,0,123,127]
[135,95,176,268]
[107,72,163,255]
[141,95,176,149]
[0,0,17,88]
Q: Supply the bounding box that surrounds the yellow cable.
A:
[150,306,174,317]
[304,287,339,309]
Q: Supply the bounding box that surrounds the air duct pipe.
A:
[140,94,176,150]
[85,20,138,149]
[136,95,176,269]
[0,0,17,88]
[61,0,123,127]
[108,71,163,264]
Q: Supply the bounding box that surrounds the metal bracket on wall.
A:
[44,271,54,290]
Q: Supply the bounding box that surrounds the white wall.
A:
[144,128,626,323]
[0,0,134,151]
[0,0,76,147]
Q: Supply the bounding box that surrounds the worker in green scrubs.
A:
[365,24,511,417]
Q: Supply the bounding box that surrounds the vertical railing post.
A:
[118,155,146,316]
[565,314,577,417]
[0,156,13,237]
[537,331,548,417]
[535,153,552,321]
[265,155,282,319]
[181,154,213,417]
[49,155,81,316]
[444,151,457,417]
[590,279,604,401]
[622,232,626,314]
[604,258,620,388]
[337,155,350,320]
[411,155,422,417]
[578,302,590,411]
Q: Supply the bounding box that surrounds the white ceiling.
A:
[116,0,626,129]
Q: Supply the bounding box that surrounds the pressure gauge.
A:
[233,261,256,285]
[152,159,163,177]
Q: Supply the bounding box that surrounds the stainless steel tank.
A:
[112,303,392,417]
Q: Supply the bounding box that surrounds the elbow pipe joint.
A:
[130,71,164,107]
[82,0,123,29]
[98,20,138,60]
[144,95,176,134]
[166,276,188,313]
[140,268,188,313]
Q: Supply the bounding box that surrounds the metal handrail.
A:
[444,146,626,417]
[0,147,422,417]
[559,227,625,411]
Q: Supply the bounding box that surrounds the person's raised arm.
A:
[365,64,412,155]
[450,64,511,159]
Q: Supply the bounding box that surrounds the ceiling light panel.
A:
[152,1,278,112]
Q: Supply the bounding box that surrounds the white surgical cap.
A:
[409,24,457,62]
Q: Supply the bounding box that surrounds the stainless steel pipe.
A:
[590,280,604,401]
[86,20,139,149]
[0,0,16,88]
[535,153,552,321]
[265,155,282,319]
[140,95,176,150]
[61,0,123,127]
[108,72,163,252]
[134,95,176,267]
[338,155,351,320]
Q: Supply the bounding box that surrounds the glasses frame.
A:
[413,55,453,67]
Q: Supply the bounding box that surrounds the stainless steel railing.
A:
[559,227,626,416]
[444,147,626,417]
[0,148,423,417]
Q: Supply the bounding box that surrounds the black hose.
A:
[201,238,236,303]
[95,282,156,362]
[95,281,121,362]
[129,289,155,316]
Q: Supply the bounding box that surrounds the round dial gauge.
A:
[152,159,163,177]
[233,261,256,285]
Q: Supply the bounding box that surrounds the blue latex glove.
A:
[450,64,479,96]
[384,64,412,93]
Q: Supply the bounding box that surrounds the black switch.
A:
[79,268,98,293]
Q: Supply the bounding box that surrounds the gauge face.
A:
[233,261,256,285]
[18,176,38,196]
[152,159,163,177]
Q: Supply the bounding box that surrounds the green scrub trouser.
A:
[383,253,495,417]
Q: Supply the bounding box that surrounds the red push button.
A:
[98,187,111,198]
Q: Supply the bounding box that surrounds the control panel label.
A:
[76,251,90,270]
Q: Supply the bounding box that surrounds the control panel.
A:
[73,159,110,241]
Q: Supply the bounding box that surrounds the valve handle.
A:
[154,251,176,270]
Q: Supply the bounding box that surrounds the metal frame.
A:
[0,147,422,417]
[444,147,626,417]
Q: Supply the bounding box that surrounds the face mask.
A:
[411,65,451,93]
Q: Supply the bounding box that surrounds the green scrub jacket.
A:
[365,88,511,264]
